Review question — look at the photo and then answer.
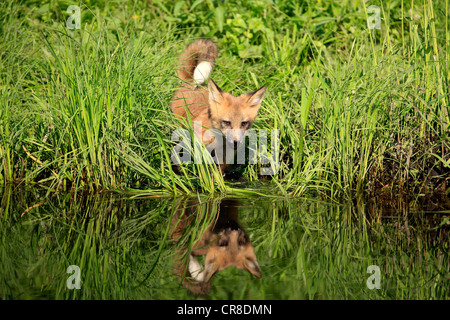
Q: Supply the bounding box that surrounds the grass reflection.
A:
[0,187,448,299]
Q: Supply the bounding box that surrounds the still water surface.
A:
[0,188,448,299]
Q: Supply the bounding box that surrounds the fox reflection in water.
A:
[170,199,261,295]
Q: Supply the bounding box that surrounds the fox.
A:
[171,198,261,295]
[170,39,267,174]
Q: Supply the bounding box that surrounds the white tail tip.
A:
[193,61,212,85]
[188,254,205,282]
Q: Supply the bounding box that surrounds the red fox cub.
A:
[171,199,261,295]
[170,39,267,174]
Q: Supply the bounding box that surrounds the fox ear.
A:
[208,79,224,103]
[246,85,267,107]
[243,257,262,279]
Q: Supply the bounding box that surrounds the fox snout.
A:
[225,129,245,148]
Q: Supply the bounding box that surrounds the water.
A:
[0,187,448,299]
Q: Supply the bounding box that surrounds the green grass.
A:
[1,1,448,301]
[1,187,448,299]
[0,0,449,199]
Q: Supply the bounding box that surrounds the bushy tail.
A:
[177,39,218,85]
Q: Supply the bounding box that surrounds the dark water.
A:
[0,187,448,299]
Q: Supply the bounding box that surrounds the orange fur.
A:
[170,40,267,174]
[170,199,261,296]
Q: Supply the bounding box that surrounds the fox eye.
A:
[222,120,231,127]
[241,121,249,127]
[218,239,228,247]
[238,234,247,246]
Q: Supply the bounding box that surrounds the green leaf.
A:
[173,1,186,17]
[215,6,224,32]
[238,45,262,59]
[190,0,205,12]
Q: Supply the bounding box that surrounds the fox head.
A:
[208,79,267,148]
[202,225,262,282]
